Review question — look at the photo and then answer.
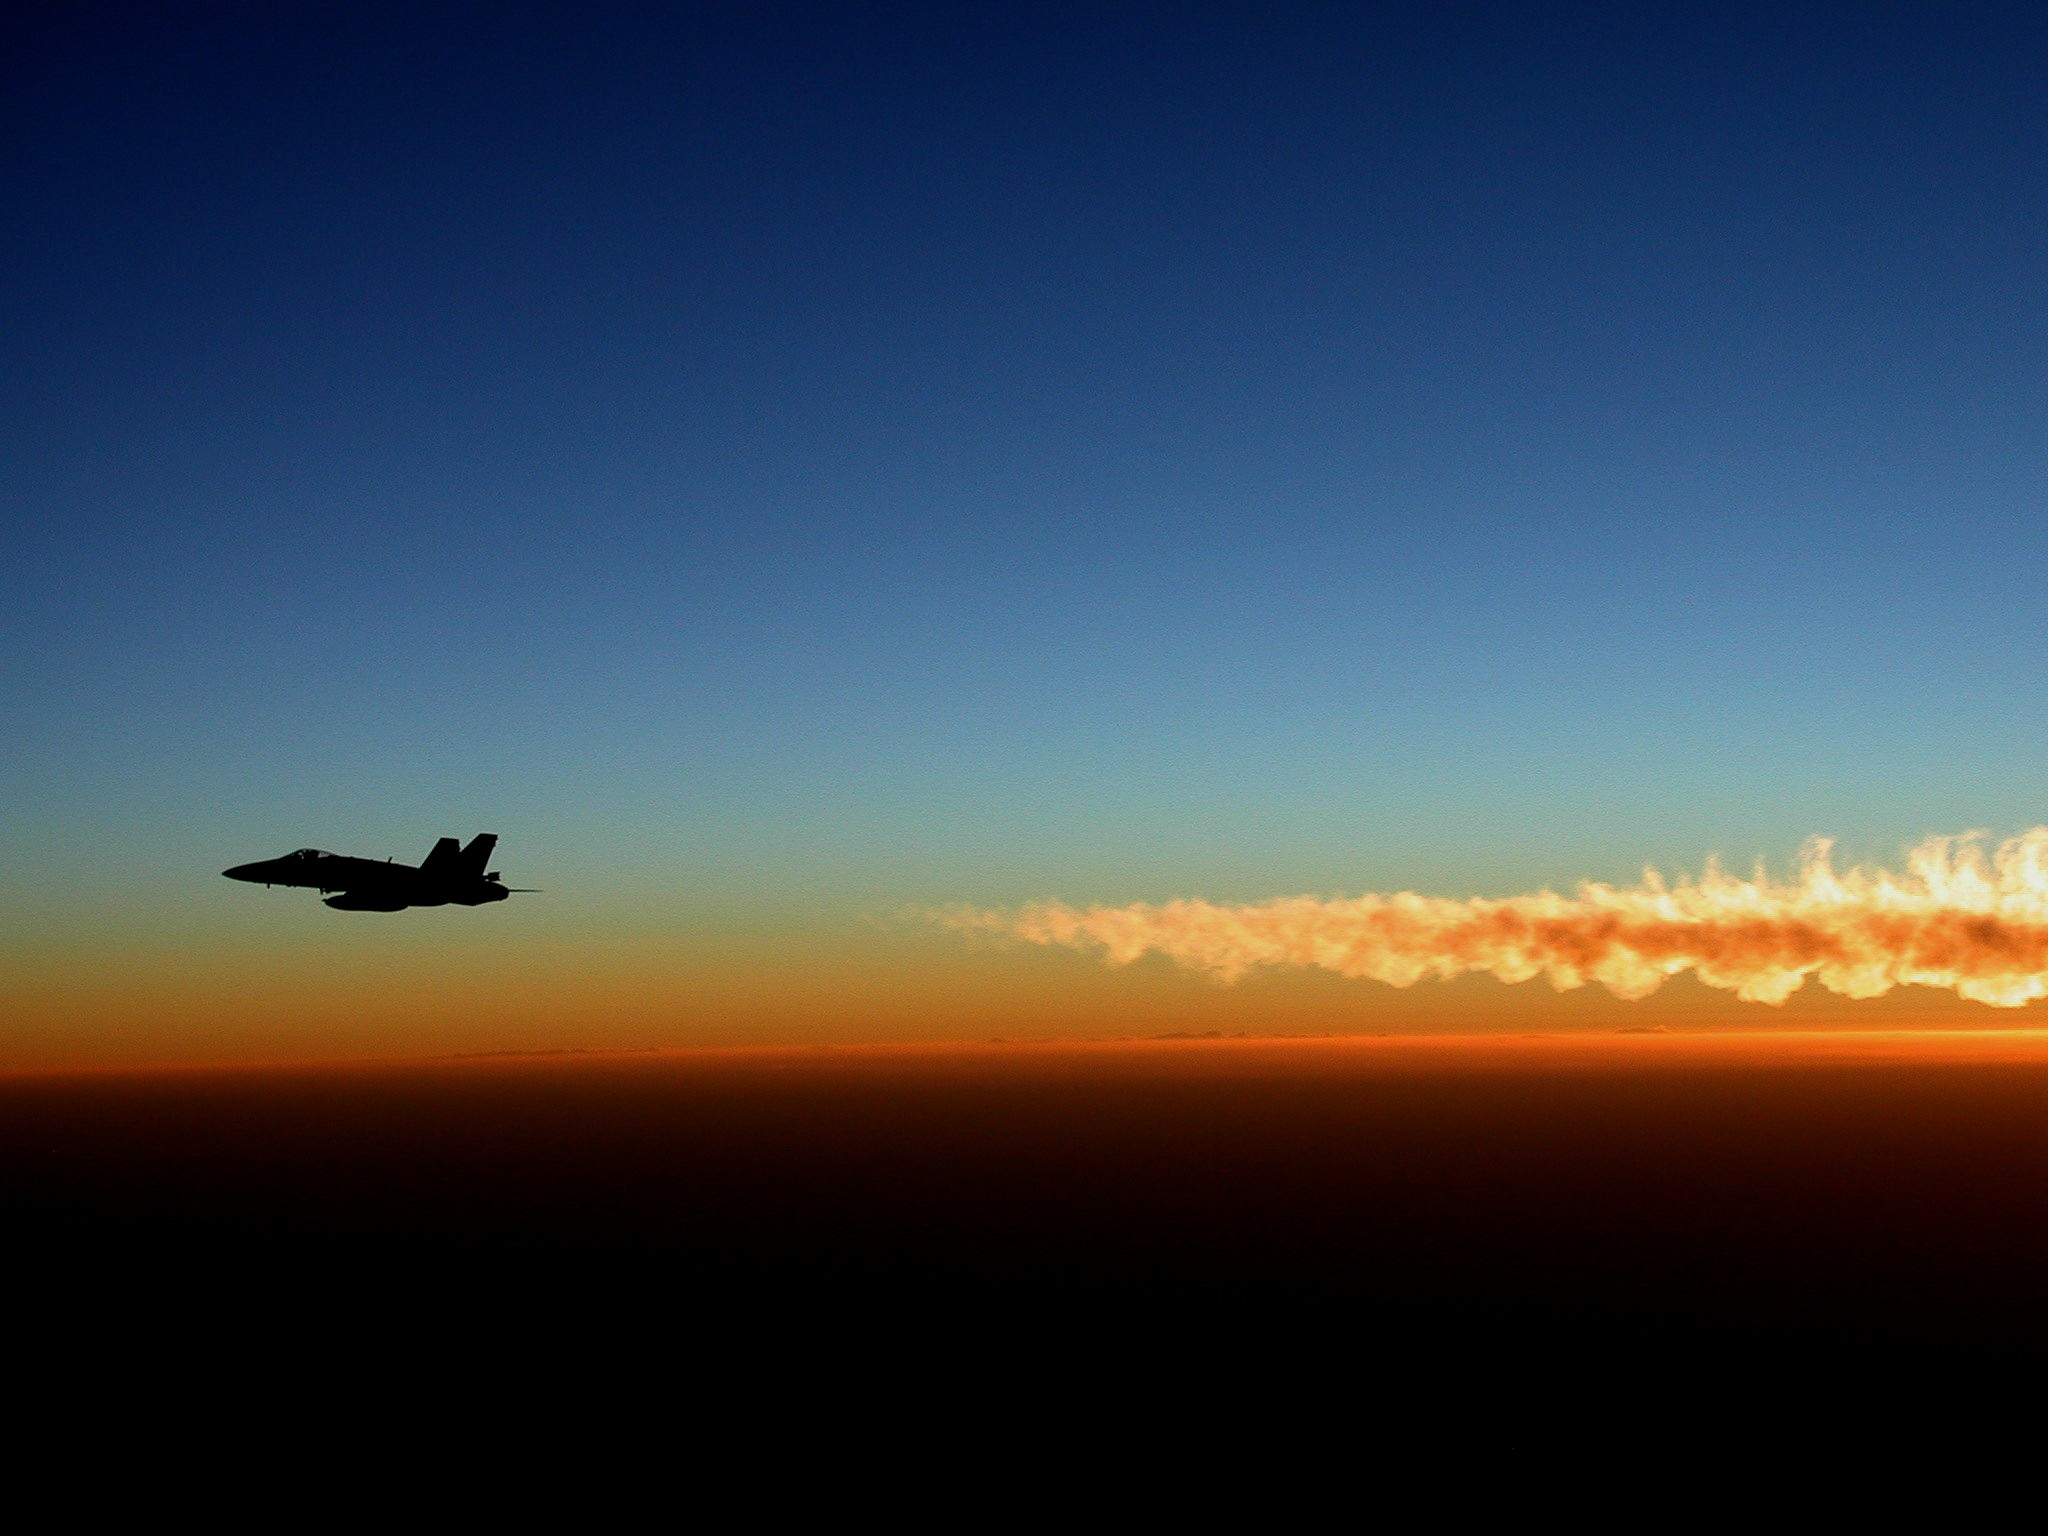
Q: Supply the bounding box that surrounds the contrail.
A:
[940,831,2048,1008]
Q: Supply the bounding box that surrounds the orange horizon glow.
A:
[13,1022,2048,1085]
[23,837,2048,1072]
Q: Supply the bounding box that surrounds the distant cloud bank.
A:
[940,832,2048,1008]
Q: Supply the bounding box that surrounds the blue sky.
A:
[8,6,2048,1055]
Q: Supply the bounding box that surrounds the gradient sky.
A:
[9,4,2048,1065]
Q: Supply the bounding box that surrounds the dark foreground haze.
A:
[14,1033,2048,1390]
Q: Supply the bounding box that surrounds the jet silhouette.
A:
[223,834,533,911]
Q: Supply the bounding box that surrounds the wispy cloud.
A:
[940,832,2048,1007]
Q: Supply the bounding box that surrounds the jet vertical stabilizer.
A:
[459,833,498,879]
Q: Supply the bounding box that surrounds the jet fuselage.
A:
[223,835,518,911]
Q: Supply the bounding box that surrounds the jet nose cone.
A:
[223,863,260,882]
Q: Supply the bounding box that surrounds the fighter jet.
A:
[223,834,533,911]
